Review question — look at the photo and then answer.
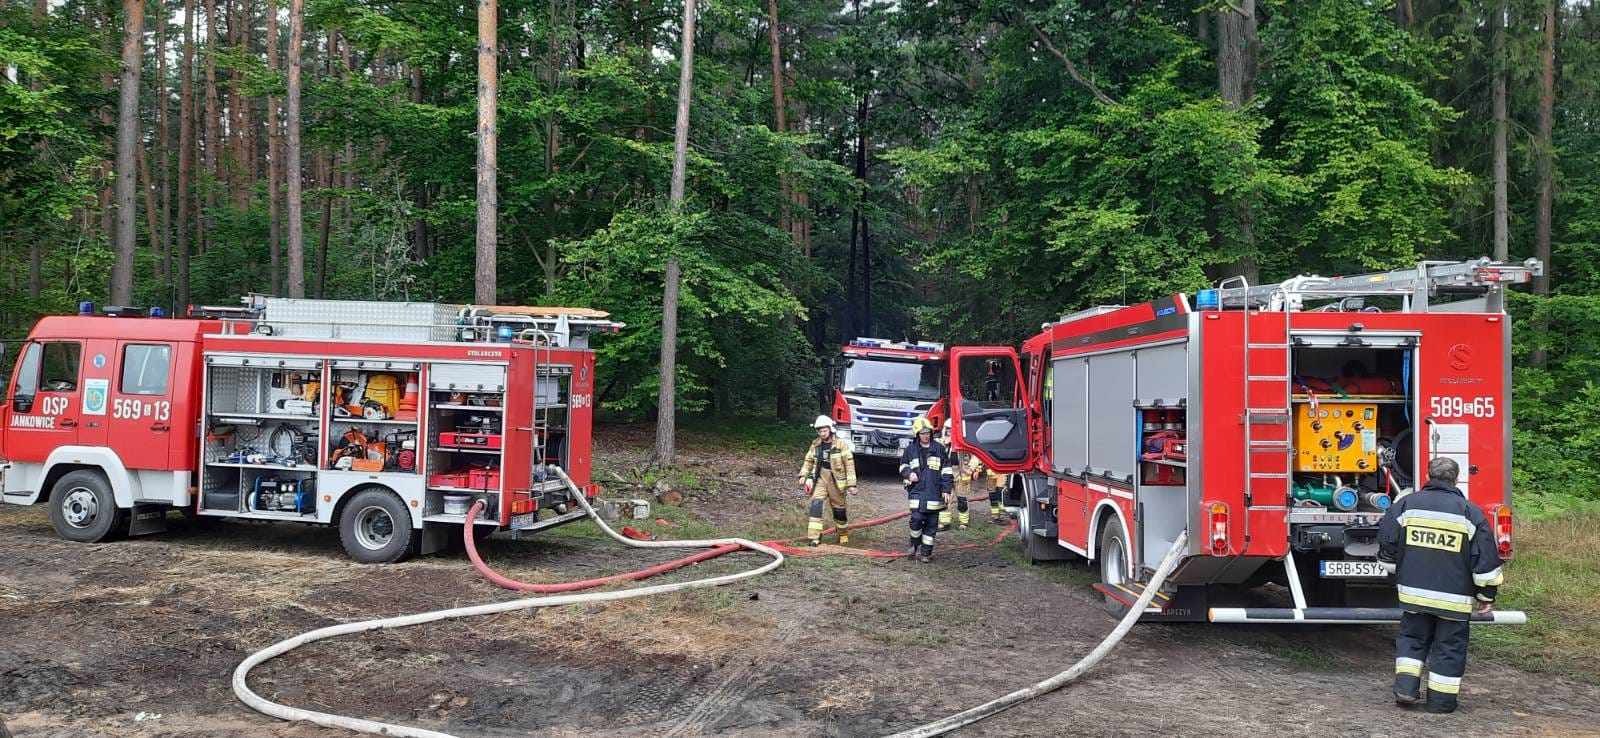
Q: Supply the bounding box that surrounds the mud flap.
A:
[128,504,169,536]
[420,523,452,556]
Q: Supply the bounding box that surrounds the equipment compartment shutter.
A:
[330,359,421,372]
[205,354,323,370]
[428,363,507,392]
[1135,343,1187,406]
[1088,351,1136,481]
[1052,357,1089,473]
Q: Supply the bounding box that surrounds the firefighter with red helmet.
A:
[798,415,857,547]
[1378,457,1504,714]
[900,416,953,562]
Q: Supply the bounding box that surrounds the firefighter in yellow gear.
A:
[798,415,857,546]
[939,419,985,531]
[987,467,1008,519]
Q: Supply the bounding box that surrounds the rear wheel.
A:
[1098,521,1131,615]
[339,489,416,563]
[48,470,126,543]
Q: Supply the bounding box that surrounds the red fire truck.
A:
[0,297,617,563]
[827,338,948,459]
[947,259,1537,624]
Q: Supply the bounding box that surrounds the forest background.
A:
[3,0,1600,505]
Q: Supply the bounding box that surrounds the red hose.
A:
[463,501,743,593]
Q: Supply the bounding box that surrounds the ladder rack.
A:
[1208,258,1542,313]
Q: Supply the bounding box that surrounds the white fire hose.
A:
[231,467,784,738]
[887,530,1190,738]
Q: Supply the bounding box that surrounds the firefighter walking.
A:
[1378,457,1504,714]
[900,417,952,562]
[939,419,983,531]
[797,415,857,547]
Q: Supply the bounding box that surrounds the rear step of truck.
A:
[1208,607,1528,625]
[1092,581,1172,614]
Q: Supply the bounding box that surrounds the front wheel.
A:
[339,489,416,563]
[48,470,126,543]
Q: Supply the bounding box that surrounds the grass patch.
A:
[680,416,816,455]
[997,542,1099,588]
[1471,512,1600,683]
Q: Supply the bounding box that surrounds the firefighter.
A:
[1378,457,1504,714]
[986,467,1008,520]
[797,415,857,547]
[900,416,953,562]
[938,418,985,531]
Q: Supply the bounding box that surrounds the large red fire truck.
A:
[0,297,616,563]
[827,338,948,459]
[947,258,1537,624]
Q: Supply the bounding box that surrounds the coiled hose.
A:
[231,466,784,738]
[887,530,1189,738]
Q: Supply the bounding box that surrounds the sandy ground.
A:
[2,426,1597,737]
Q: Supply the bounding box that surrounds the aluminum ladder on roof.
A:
[1213,258,1542,313]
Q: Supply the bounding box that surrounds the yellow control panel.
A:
[1294,402,1378,472]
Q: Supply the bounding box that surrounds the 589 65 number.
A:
[1429,396,1496,419]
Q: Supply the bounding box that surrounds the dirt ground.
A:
[3,426,1598,737]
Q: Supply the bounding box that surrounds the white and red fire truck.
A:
[948,258,1537,624]
[827,338,948,458]
[0,297,617,562]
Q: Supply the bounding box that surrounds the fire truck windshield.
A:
[842,359,941,400]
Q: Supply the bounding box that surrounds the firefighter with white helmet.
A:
[939,418,984,531]
[797,414,857,546]
[900,416,953,562]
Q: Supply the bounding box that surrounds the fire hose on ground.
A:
[231,466,785,738]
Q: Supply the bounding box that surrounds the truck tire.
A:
[47,470,127,543]
[1098,521,1131,615]
[339,489,416,564]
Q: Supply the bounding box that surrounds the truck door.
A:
[4,341,84,462]
[947,346,1033,472]
[105,341,176,470]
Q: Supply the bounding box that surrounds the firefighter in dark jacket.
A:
[797,415,857,546]
[900,417,953,563]
[1378,457,1504,713]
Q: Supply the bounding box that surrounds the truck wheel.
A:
[1098,521,1131,615]
[47,470,126,543]
[339,490,416,563]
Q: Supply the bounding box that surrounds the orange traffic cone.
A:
[397,374,419,421]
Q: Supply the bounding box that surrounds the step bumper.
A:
[1208,607,1528,625]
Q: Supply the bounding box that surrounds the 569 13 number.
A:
[1429,396,1496,419]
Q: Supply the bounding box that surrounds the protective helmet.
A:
[912,417,935,434]
[813,415,836,429]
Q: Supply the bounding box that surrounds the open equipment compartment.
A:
[199,354,323,516]
[325,360,421,475]
[424,362,507,525]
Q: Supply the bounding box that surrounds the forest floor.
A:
[2,424,1598,737]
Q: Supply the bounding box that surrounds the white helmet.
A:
[813,415,835,429]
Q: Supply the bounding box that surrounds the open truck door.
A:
[947,346,1033,473]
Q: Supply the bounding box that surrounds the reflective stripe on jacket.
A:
[798,435,857,488]
[900,440,952,504]
[1378,482,1503,620]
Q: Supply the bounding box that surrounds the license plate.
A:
[1320,560,1389,578]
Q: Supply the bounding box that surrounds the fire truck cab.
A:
[828,338,948,459]
[1,297,616,563]
[947,259,1537,624]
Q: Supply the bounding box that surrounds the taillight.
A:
[1488,504,1513,559]
[1205,501,1230,555]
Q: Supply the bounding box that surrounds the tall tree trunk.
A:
[1532,0,1557,367]
[410,65,430,259]
[28,0,47,299]
[1214,0,1258,283]
[846,93,868,336]
[155,5,171,284]
[266,0,281,294]
[475,0,499,304]
[1395,0,1414,27]
[285,0,305,297]
[767,0,789,235]
[317,142,332,298]
[139,149,161,286]
[1492,1,1509,261]
[112,0,145,305]
[203,0,220,235]
[98,2,115,249]
[655,0,698,465]
[178,0,195,309]
[542,0,562,297]
[339,29,354,238]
